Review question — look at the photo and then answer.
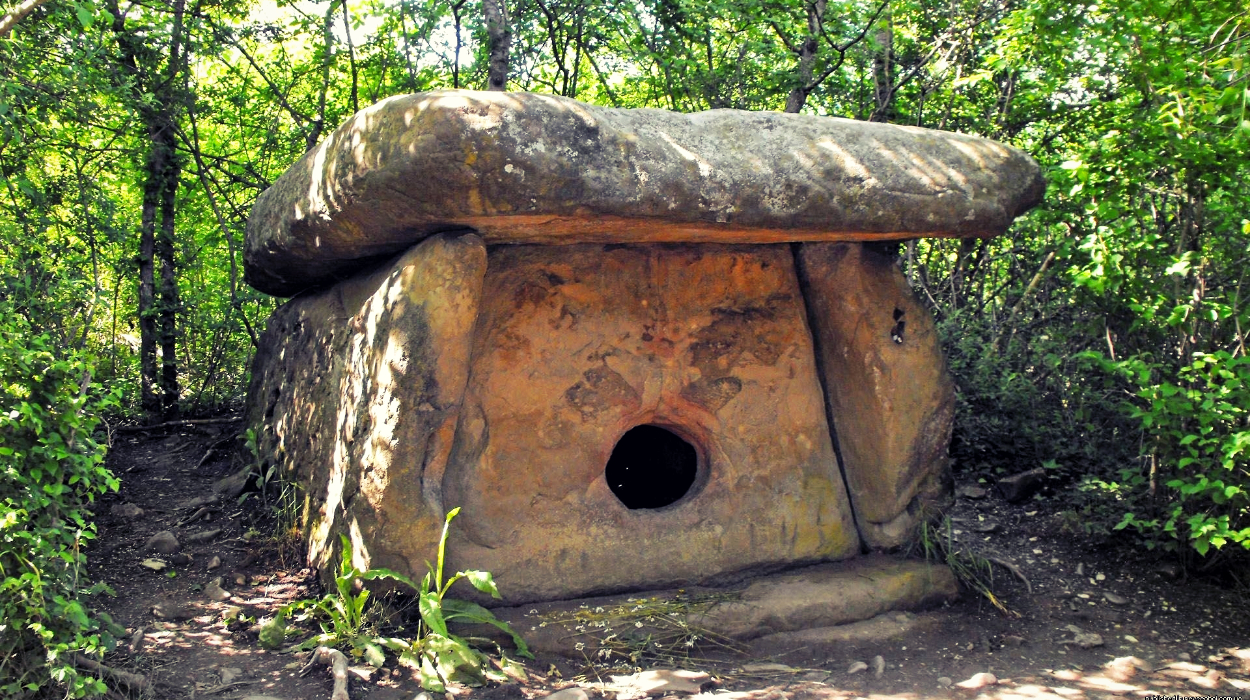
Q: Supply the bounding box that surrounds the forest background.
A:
[0,0,1247,695]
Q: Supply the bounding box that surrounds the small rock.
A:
[204,577,231,602]
[800,671,829,682]
[220,667,244,684]
[234,573,247,586]
[170,553,194,566]
[412,692,434,700]
[1190,669,1224,690]
[742,663,798,673]
[1064,632,1104,649]
[1179,652,1192,662]
[145,530,180,555]
[1154,561,1183,579]
[544,690,588,700]
[1104,656,1151,682]
[972,521,1000,533]
[609,669,710,696]
[847,661,868,675]
[955,672,998,689]
[1076,563,1085,576]
[872,655,885,678]
[937,677,953,688]
[1104,592,1129,605]
[996,467,1046,503]
[207,555,222,571]
[140,558,168,571]
[957,485,988,500]
[1003,635,1025,647]
[111,503,145,519]
[185,528,223,544]
[176,493,221,509]
[151,602,195,621]
[213,469,253,499]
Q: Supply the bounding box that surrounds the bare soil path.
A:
[88,422,1250,700]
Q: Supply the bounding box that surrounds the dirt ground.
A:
[87,421,1250,700]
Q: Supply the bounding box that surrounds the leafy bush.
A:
[0,313,120,698]
[1086,350,1250,564]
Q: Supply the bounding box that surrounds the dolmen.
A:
[243,90,1043,633]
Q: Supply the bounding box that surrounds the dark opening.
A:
[606,425,698,509]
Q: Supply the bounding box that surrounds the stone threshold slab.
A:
[470,555,958,656]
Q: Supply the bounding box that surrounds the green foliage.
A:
[274,508,529,692]
[1083,350,1250,562]
[0,311,121,698]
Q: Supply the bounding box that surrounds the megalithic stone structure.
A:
[243,90,1043,609]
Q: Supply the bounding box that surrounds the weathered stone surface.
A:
[997,467,1046,503]
[470,558,956,655]
[439,243,859,603]
[689,557,958,640]
[243,232,486,575]
[244,90,1045,296]
[797,242,955,548]
[145,530,180,555]
[747,611,939,655]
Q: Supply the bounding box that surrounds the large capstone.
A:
[244,90,1043,297]
[244,90,1043,621]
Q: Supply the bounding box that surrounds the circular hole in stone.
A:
[606,424,699,510]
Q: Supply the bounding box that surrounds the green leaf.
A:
[442,598,532,658]
[419,592,449,637]
[462,570,501,599]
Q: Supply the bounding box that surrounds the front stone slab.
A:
[473,557,958,656]
[798,243,955,549]
[441,244,859,603]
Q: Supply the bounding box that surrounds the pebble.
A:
[207,555,222,571]
[234,573,247,586]
[1003,635,1025,647]
[145,530,181,555]
[847,661,868,675]
[204,577,231,602]
[957,485,988,500]
[140,558,168,571]
[1104,592,1129,605]
[937,677,952,688]
[1124,635,1138,643]
[1179,652,1192,662]
[185,528,223,544]
[151,601,195,621]
[872,655,885,678]
[220,667,244,684]
[1069,632,1105,648]
[955,672,998,689]
[111,503,145,519]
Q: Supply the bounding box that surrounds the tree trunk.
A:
[107,0,186,419]
[482,0,511,90]
[870,24,895,122]
[784,0,826,113]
